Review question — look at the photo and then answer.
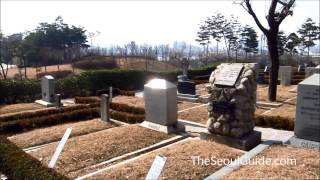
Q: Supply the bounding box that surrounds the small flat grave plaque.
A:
[214,64,243,86]
[145,155,167,180]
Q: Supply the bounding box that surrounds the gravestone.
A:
[297,64,305,72]
[140,78,182,133]
[294,74,320,142]
[279,66,292,86]
[100,94,110,121]
[177,75,196,95]
[305,66,320,78]
[35,75,55,107]
[203,63,261,151]
[55,94,62,108]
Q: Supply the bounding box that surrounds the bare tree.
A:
[238,0,295,101]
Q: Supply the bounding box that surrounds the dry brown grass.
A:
[264,104,296,120]
[223,145,320,179]
[112,96,202,112]
[90,139,243,180]
[8,118,116,149]
[257,85,297,103]
[0,103,45,116]
[118,57,180,72]
[196,83,210,96]
[178,105,208,125]
[28,125,172,176]
[6,64,82,79]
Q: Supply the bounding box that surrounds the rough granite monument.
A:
[140,78,182,133]
[201,63,261,150]
[35,75,55,107]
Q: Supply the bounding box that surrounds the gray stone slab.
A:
[214,64,243,86]
[100,94,110,122]
[35,99,55,107]
[41,75,55,103]
[140,121,184,134]
[144,79,177,126]
[286,136,320,149]
[145,155,167,180]
[294,74,320,142]
[279,66,292,86]
[200,130,261,151]
[256,101,283,108]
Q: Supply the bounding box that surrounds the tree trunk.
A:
[267,32,279,102]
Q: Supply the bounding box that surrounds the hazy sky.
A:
[1,0,319,47]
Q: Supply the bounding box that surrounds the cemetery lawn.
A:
[257,85,297,103]
[178,104,208,124]
[222,145,320,179]
[0,103,45,116]
[263,104,296,120]
[112,95,203,111]
[196,83,209,96]
[90,138,243,180]
[8,118,117,149]
[28,125,173,176]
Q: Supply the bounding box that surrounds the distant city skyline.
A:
[1,0,319,48]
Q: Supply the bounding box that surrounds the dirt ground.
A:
[112,96,202,111]
[223,145,320,179]
[90,138,243,180]
[264,104,296,120]
[178,104,208,125]
[0,103,45,116]
[6,64,82,79]
[257,85,297,103]
[196,83,210,96]
[28,125,172,176]
[8,118,117,149]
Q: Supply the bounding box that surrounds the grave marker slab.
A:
[101,94,110,122]
[294,74,320,142]
[35,75,55,107]
[145,155,167,180]
[141,79,183,133]
[279,66,292,86]
[214,64,243,86]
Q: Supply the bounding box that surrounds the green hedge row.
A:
[0,136,68,180]
[0,104,92,123]
[110,110,145,124]
[255,114,294,131]
[1,65,216,104]
[75,96,145,115]
[0,107,100,134]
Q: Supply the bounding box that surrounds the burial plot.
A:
[287,74,320,148]
[279,66,292,86]
[35,75,55,107]
[203,63,261,151]
[305,66,320,78]
[141,78,183,133]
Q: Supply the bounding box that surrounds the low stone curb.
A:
[204,140,274,180]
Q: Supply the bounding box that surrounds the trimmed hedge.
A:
[1,65,217,104]
[73,57,118,70]
[255,114,294,131]
[0,104,92,123]
[0,107,100,134]
[0,136,68,180]
[110,110,145,124]
[75,96,145,115]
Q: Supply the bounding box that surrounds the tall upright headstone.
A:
[279,66,292,86]
[294,74,320,142]
[42,75,55,102]
[140,78,181,133]
[100,94,110,122]
[35,75,55,107]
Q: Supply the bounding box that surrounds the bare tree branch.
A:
[244,0,268,34]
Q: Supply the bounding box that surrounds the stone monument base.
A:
[200,130,261,151]
[35,99,55,107]
[286,136,320,149]
[177,93,199,102]
[140,121,184,134]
